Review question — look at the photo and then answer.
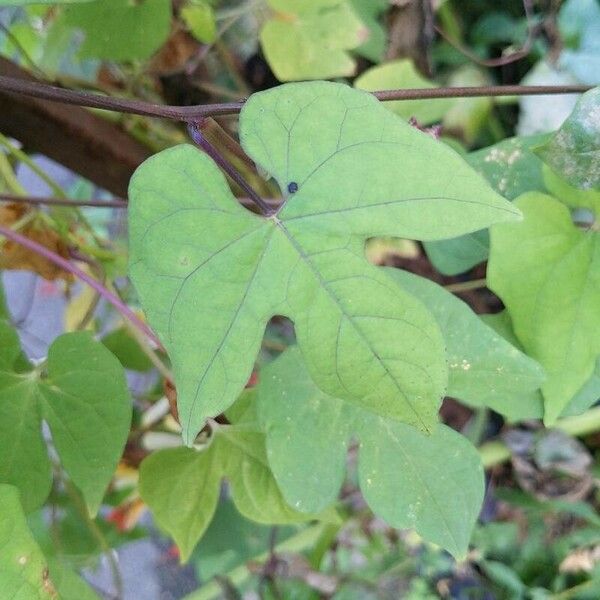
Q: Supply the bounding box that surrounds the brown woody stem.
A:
[0,75,591,122]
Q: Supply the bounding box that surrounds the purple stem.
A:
[0,224,163,350]
[188,122,272,216]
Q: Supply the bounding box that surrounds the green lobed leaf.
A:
[535,87,600,192]
[386,269,546,421]
[488,192,600,423]
[257,347,484,559]
[181,0,217,44]
[0,327,132,514]
[355,59,452,125]
[139,395,327,562]
[0,484,57,599]
[129,81,521,445]
[424,134,549,275]
[260,0,366,81]
[62,0,172,61]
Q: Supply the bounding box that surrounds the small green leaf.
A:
[260,0,365,81]
[139,446,221,563]
[181,0,217,44]
[62,0,172,61]
[39,332,132,516]
[424,135,547,275]
[386,269,546,421]
[129,81,521,444]
[535,86,600,191]
[355,60,451,124]
[0,484,57,599]
[139,401,324,562]
[0,328,132,514]
[257,347,484,559]
[488,192,600,423]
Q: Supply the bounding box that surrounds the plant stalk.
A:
[0,223,163,350]
[0,75,591,122]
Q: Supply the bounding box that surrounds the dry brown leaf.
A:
[0,204,72,281]
[560,546,600,573]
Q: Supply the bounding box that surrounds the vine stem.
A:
[188,122,272,215]
[0,75,591,122]
[444,278,487,293]
[0,223,163,350]
[0,193,128,208]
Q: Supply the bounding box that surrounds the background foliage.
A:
[0,0,599,598]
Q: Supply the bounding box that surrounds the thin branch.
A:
[0,193,128,208]
[188,122,272,215]
[0,193,283,211]
[444,278,487,293]
[0,224,163,350]
[0,74,243,120]
[372,84,590,101]
[0,75,591,122]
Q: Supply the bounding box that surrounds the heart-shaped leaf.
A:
[0,325,132,514]
[129,81,521,444]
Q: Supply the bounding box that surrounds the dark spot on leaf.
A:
[288,182,298,194]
